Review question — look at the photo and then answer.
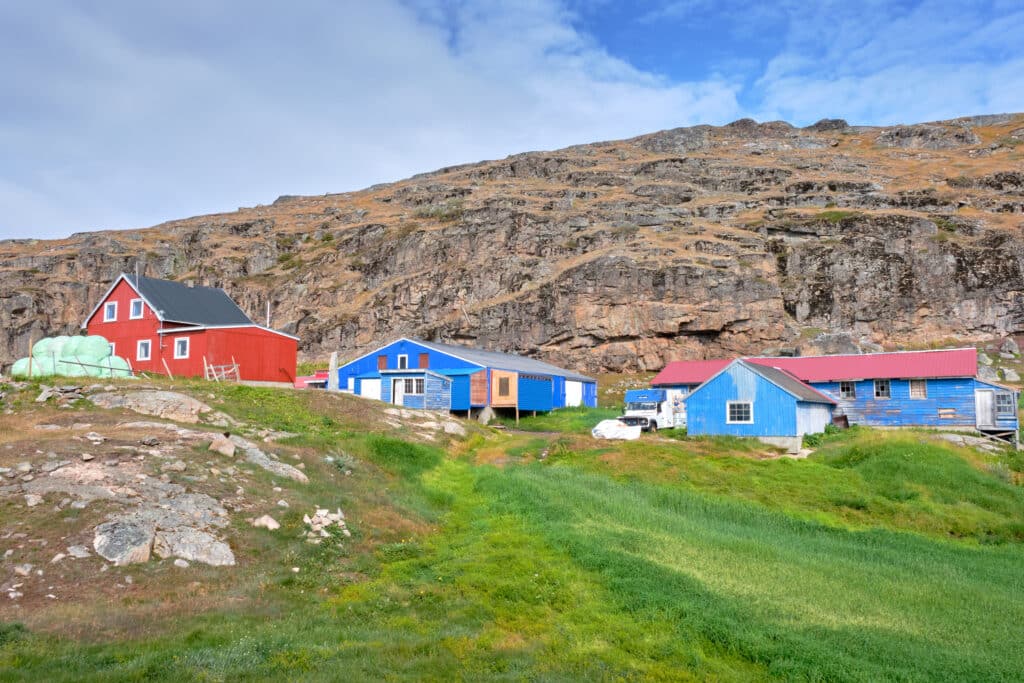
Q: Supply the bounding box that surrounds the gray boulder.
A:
[93,520,154,566]
[978,352,993,366]
[1000,337,1019,354]
[978,365,1000,382]
[1002,368,1020,382]
[89,391,212,423]
[153,529,235,566]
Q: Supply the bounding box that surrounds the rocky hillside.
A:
[2,113,1023,372]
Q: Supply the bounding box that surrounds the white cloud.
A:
[0,0,741,239]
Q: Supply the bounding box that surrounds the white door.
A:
[361,378,381,401]
[565,381,583,407]
[975,390,995,428]
[392,378,405,405]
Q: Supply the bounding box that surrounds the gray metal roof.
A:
[740,361,836,404]
[128,274,253,326]
[413,338,595,382]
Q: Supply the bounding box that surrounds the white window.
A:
[406,378,424,395]
[397,354,409,370]
[173,337,190,359]
[996,393,1015,416]
[137,339,151,361]
[874,379,891,399]
[103,301,117,322]
[839,381,856,399]
[909,379,927,399]
[726,401,753,424]
[129,298,144,319]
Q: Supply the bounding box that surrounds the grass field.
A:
[2,393,1023,681]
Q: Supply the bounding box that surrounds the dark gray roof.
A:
[414,338,595,382]
[128,274,253,326]
[740,361,836,404]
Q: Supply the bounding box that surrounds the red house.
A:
[83,273,298,384]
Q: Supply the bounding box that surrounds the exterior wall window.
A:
[403,378,415,393]
[129,299,144,319]
[726,401,753,424]
[103,302,117,322]
[397,354,408,370]
[909,379,927,399]
[173,337,190,359]
[996,393,1015,416]
[874,379,891,399]
[839,381,856,399]
[377,355,387,370]
[137,339,151,361]
[498,377,510,396]
[410,378,424,394]
[109,343,116,356]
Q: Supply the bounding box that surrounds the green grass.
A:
[3,383,1024,680]
[492,406,620,433]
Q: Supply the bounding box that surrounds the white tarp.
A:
[591,419,642,440]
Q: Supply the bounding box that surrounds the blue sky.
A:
[1,0,1022,240]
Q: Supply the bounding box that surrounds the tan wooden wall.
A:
[489,369,518,407]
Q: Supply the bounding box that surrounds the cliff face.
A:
[2,114,1023,372]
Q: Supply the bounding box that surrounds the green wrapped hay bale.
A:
[103,356,132,378]
[61,335,83,358]
[30,356,57,377]
[31,338,52,358]
[10,358,30,377]
[56,359,87,377]
[75,335,111,360]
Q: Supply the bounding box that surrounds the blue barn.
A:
[656,348,1019,446]
[685,359,836,452]
[337,338,597,415]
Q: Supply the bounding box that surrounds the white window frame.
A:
[108,342,116,356]
[129,298,144,319]
[136,339,152,361]
[995,393,1015,416]
[726,401,753,424]
[909,379,927,400]
[839,381,856,399]
[397,354,409,370]
[874,379,891,399]
[103,301,118,322]
[173,337,190,359]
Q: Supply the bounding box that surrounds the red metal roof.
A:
[747,348,977,382]
[651,359,732,385]
[651,348,978,386]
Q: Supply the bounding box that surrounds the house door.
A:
[975,389,995,428]
[392,378,405,406]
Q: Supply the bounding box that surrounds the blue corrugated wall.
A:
[379,371,451,410]
[552,376,566,409]
[686,363,800,437]
[518,375,554,412]
[582,381,598,408]
[338,339,478,392]
[810,377,1017,429]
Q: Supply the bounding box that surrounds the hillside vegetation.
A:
[1,380,1023,680]
[3,114,1024,373]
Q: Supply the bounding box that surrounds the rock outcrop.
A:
[2,113,1024,371]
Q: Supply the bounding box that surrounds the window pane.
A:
[910,380,926,398]
[404,379,414,392]
[874,380,890,398]
[415,379,424,394]
[499,377,510,396]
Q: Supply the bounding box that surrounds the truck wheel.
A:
[649,423,657,433]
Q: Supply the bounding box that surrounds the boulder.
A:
[67,545,91,559]
[153,529,235,566]
[1002,368,1020,382]
[1000,337,1019,354]
[208,435,236,457]
[24,494,43,507]
[978,365,1000,382]
[88,391,213,423]
[978,352,993,366]
[252,515,280,530]
[93,520,154,565]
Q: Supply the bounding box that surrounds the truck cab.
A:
[620,389,675,431]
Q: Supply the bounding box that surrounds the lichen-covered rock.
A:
[89,391,212,423]
[153,529,235,566]
[93,520,154,566]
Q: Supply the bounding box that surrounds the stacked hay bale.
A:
[10,335,132,378]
